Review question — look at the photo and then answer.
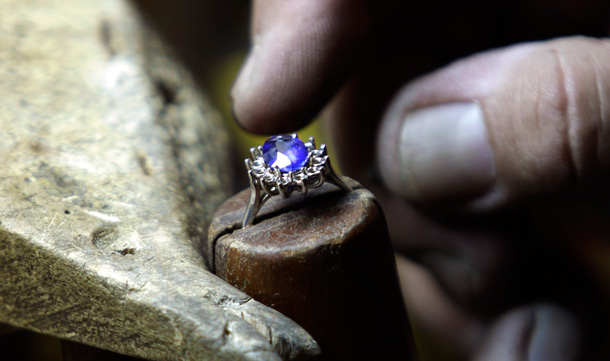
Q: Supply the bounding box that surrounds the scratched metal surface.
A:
[0,0,319,360]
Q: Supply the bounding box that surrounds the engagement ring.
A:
[242,134,352,227]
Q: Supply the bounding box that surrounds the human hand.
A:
[231,1,610,360]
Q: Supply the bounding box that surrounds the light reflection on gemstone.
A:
[262,135,309,172]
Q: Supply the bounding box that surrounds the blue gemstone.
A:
[262,135,309,172]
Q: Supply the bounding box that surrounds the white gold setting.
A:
[242,134,352,227]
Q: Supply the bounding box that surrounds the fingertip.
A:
[230,51,316,134]
[231,0,370,135]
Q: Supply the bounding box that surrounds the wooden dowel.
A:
[207,178,416,360]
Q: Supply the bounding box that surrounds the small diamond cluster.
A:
[245,136,329,198]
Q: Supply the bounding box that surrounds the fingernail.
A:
[396,102,495,203]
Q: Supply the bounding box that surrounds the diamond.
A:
[262,135,309,172]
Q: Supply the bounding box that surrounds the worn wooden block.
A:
[208,179,416,360]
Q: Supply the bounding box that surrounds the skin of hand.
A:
[231,1,610,360]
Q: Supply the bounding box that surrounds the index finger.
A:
[231,0,370,134]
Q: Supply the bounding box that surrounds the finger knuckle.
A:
[546,37,610,182]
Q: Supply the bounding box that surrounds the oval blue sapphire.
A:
[262,135,309,172]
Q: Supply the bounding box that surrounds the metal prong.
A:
[260,176,273,195]
[308,136,316,149]
[244,158,252,171]
[249,147,257,160]
[291,133,297,139]
[274,168,289,198]
[255,146,263,158]
[319,144,328,156]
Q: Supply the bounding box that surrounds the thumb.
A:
[378,37,610,211]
